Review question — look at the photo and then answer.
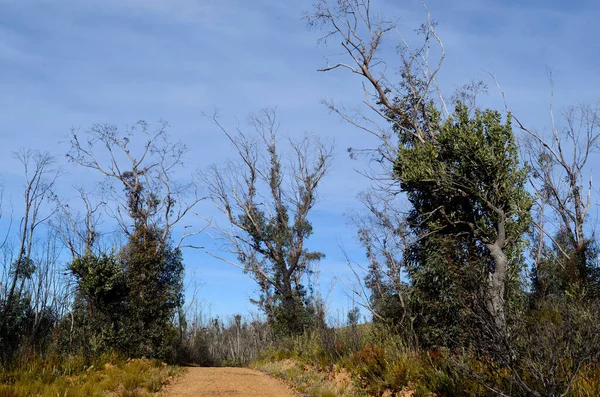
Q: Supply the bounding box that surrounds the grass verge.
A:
[251,358,365,397]
[0,353,182,397]
[249,325,487,397]
[251,324,600,397]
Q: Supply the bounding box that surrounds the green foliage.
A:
[533,231,600,301]
[65,227,184,360]
[363,255,408,327]
[0,295,34,363]
[238,200,325,336]
[69,253,128,355]
[1,256,57,364]
[270,294,322,337]
[347,307,361,328]
[395,103,532,346]
[119,225,184,359]
[70,253,126,308]
[407,234,483,348]
[502,298,600,396]
[398,105,532,244]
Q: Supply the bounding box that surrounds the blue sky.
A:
[0,0,599,322]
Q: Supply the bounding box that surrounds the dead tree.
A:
[340,190,409,324]
[1,150,58,322]
[520,77,600,295]
[304,0,446,325]
[306,0,442,309]
[307,0,447,149]
[53,186,105,260]
[201,109,333,334]
[25,230,64,346]
[66,120,205,251]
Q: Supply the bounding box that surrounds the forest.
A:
[1,0,600,396]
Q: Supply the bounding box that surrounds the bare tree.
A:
[201,109,333,334]
[52,186,105,260]
[307,0,447,150]
[521,78,600,294]
[1,149,59,321]
[66,120,205,251]
[25,229,64,345]
[340,190,409,324]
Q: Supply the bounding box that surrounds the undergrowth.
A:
[252,324,600,397]
[252,325,481,396]
[0,352,182,397]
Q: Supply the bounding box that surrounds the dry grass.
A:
[251,359,363,397]
[250,326,487,397]
[0,354,182,397]
[253,325,600,397]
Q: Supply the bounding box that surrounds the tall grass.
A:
[0,352,181,397]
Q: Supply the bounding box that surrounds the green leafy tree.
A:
[66,121,199,359]
[120,225,184,358]
[310,2,599,394]
[406,234,484,347]
[0,289,34,363]
[532,230,600,301]
[68,253,127,356]
[398,103,532,337]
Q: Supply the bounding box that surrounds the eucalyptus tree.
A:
[66,121,203,357]
[0,150,60,362]
[524,98,600,299]
[308,0,532,338]
[202,109,333,335]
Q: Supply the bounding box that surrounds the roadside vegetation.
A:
[0,353,180,397]
[252,321,600,397]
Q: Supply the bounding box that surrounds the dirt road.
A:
[163,367,298,397]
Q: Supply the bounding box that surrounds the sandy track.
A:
[163,367,298,397]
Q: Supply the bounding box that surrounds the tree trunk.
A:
[281,274,302,335]
[486,243,508,335]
